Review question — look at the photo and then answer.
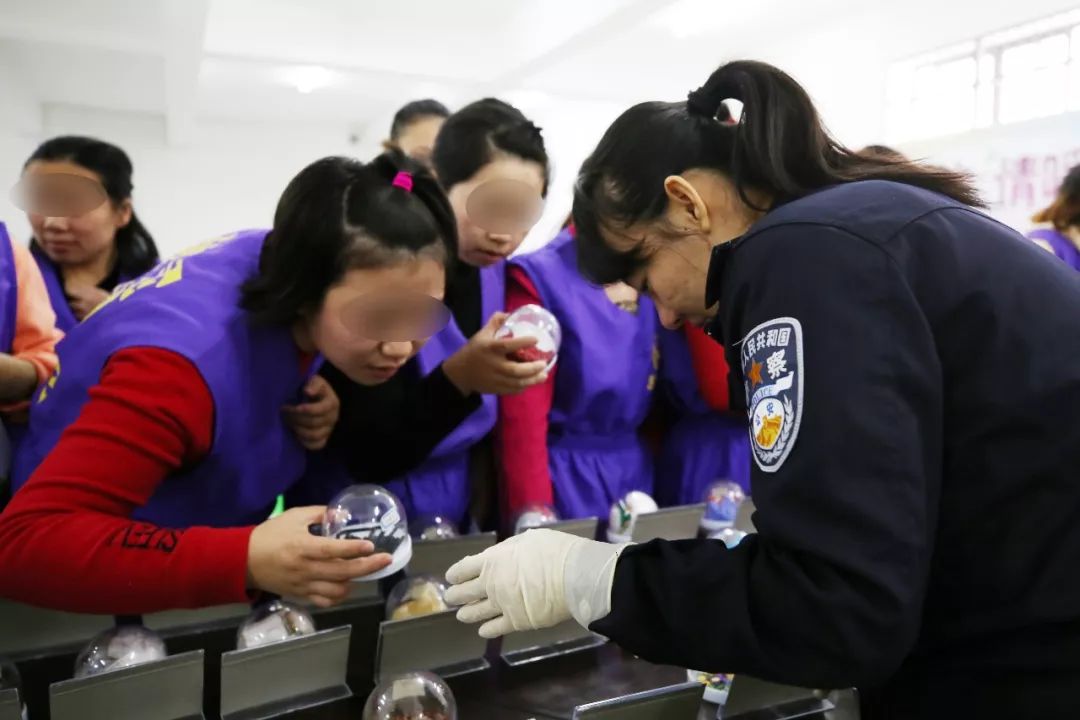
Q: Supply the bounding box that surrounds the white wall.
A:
[0,97,629,259]
[5,98,1073,259]
[0,105,356,258]
[513,97,629,254]
[0,134,36,242]
[4,9,1076,258]
[901,111,1080,231]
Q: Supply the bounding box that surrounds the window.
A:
[998,33,1068,123]
[888,8,1080,142]
[1071,25,1080,110]
[886,43,976,142]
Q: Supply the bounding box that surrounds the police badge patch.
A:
[740,317,803,473]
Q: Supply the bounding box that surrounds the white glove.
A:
[444,528,629,639]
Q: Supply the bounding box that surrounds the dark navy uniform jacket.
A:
[591,180,1080,719]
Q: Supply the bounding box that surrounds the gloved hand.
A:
[444,528,629,639]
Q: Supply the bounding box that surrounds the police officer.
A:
[445,60,1080,719]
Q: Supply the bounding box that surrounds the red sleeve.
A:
[497,265,556,518]
[0,347,254,614]
[685,324,731,411]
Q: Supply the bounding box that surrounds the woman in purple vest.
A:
[0,224,60,412]
[383,98,451,169]
[0,222,63,488]
[0,153,458,614]
[1028,163,1080,271]
[499,225,659,524]
[653,327,751,506]
[321,99,551,531]
[19,136,160,332]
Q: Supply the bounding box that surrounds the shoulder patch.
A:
[740,317,803,473]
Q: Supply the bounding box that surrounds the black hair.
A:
[1032,164,1080,231]
[859,144,908,162]
[573,60,982,285]
[431,98,550,196]
[25,136,159,276]
[390,99,451,141]
[240,152,456,326]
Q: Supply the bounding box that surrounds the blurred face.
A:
[21,160,131,267]
[303,257,446,385]
[394,116,445,168]
[445,155,546,268]
[604,170,764,330]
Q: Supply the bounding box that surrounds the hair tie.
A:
[686,88,719,118]
[687,77,742,121]
[391,171,413,193]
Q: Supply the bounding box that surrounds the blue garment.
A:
[14,231,316,527]
[512,230,659,520]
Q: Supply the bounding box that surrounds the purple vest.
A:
[655,327,752,506]
[1028,228,1080,272]
[381,261,505,525]
[1,224,24,463]
[511,230,658,520]
[30,243,139,332]
[0,224,17,354]
[13,230,313,527]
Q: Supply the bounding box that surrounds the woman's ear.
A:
[113,198,133,230]
[663,175,711,234]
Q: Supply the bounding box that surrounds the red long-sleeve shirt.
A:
[684,323,731,411]
[0,347,254,613]
[496,266,557,517]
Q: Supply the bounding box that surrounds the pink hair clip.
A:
[391,171,414,193]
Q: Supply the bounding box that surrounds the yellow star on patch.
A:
[747,360,763,387]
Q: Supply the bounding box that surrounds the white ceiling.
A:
[2,0,1079,147]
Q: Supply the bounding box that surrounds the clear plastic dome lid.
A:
[323,484,412,581]
[410,515,459,542]
[708,527,748,549]
[386,575,450,621]
[606,490,658,543]
[494,304,561,371]
[363,671,457,720]
[237,599,316,650]
[512,504,560,535]
[74,625,167,679]
[0,656,21,692]
[701,480,747,532]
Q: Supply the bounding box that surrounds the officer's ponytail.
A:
[687,61,981,209]
[574,60,981,285]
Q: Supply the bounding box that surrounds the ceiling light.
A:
[277,65,340,94]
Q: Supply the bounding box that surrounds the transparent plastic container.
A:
[74,626,167,679]
[512,503,560,535]
[700,480,747,533]
[494,304,562,371]
[606,490,658,543]
[237,599,316,650]
[324,484,412,580]
[410,515,459,542]
[362,670,457,720]
[386,576,450,621]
